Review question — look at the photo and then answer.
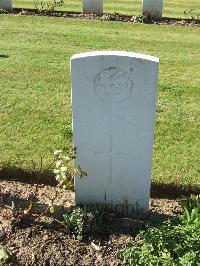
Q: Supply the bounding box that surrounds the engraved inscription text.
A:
[94,67,133,103]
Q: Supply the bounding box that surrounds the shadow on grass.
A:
[0,166,57,186]
[1,166,200,199]
[0,54,9,58]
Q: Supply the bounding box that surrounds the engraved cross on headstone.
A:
[95,135,128,186]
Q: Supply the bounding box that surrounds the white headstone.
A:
[142,0,163,18]
[71,51,159,214]
[0,0,12,11]
[82,0,103,16]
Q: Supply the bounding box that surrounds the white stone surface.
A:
[0,0,12,11]
[142,0,163,18]
[82,0,103,16]
[71,51,159,214]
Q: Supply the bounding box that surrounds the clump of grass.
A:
[63,207,105,240]
[117,195,200,266]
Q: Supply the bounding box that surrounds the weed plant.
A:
[118,195,200,266]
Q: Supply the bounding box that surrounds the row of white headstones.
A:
[72,51,159,215]
[83,0,163,18]
[0,0,163,18]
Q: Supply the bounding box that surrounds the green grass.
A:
[13,0,200,19]
[0,15,199,186]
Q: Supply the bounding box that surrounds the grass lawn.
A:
[13,0,200,19]
[0,14,199,186]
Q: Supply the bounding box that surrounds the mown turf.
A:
[13,0,200,19]
[0,15,199,186]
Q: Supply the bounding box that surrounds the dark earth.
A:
[1,8,200,27]
[0,179,182,265]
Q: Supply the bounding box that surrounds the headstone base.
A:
[142,0,163,18]
[83,0,103,16]
[0,0,13,12]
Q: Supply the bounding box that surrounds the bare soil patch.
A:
[3,8,200,27]
[0,179,181,265]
